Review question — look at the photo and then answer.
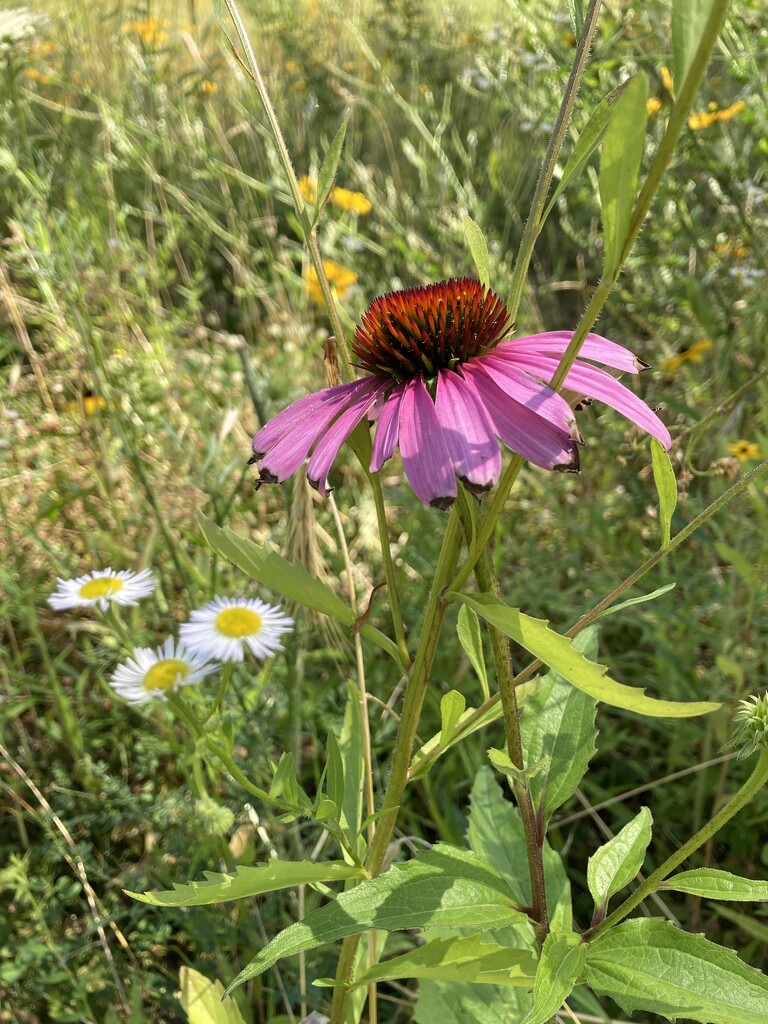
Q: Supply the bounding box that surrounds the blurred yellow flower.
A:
[562,31,577,46]
[727,439,762,462]
[306,261,357,304]
[647,96,662,115]
[66,392,107,417]
[25,68,52,84]
[198,80,218,96]
[330,186,372,215]
[298,175,317,203]
[661,66,674,94]
[122,16,169,45]
[661,339,713,372]
[688,100,746,130]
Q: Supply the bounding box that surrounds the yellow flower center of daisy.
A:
[79,577,124,599]
[216,607,262,637]
[143,658,190,692]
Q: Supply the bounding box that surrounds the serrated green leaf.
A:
[599,73,648,276]
[457,603,489,700]
[452,593,720,718]
[672,0,715,89]
[315,111,350,221]
[595,583,676,620]
[520,932,585,1024]
[197,513,400,664]
[468,767,572,932]
[440,691,467,747]
[520,627,597,827]
[462,214,491,288]
[225,845,526,994]
[584,919,768,1024]
[651,439,678,547]
[587,807,653,914]
[350,934,536,990]
[179,967,246,1024]
[125,860,365,907]
[541,82,629,225]
[660,868,768,901]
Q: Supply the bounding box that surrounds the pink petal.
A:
[370,382,406,473]
[399,378,457,508]
[477,354,578,436]
[464,362,579,472]
[435,370,501,494]
[510,353,671,449]
[257,378,378,484]
[307,380,388,495]
[499,332,645,374]
[253,379,374,457]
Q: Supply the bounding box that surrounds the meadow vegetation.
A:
[1,0,767,1020]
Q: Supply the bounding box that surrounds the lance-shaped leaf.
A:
[315,111,350,222]
[198,513,400,664]
[594,582,676,620]
[451,593,720,718]
[520,932,585,1024]
[587,807,653,916]
[225,844,527,994]
[462,214,491,288]
[338,679,365,849]
[651,438,677,547]
[179,967,246,1024]
[468,766,572,932]
[659,868,768,902]
[672,0,715,88]
[457,603,489,699]
[440,690,467,747]
[599,73,648,277]
[125,860,366,907]
[541,81,629,225]
[584,919,768,1024]
[520,627,598,827]
[344,934,536,990]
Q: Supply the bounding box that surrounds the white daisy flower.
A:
[109,637,217,705]
[179,596,293,663]
[48,568,156,612]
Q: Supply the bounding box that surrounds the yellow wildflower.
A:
[661,339,713,372]
[24,68,52,84]
[198,80,218,96]
[298,176,318,203]
[661,66,674,94]
[66,392,107,417]
[330,186,372,215]
[647,96,662,116]
[727,439,762,462]
[122,17,169,46]
[562,31,577,46]
[688,100,746,131]
[306,261,357,305]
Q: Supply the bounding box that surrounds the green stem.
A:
[329,508,464,1024]
[207,662,233,720]
[587,749,768,940]
[506,0,603,320]
[368,470,410,667]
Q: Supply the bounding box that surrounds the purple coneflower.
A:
[251,279,671,509]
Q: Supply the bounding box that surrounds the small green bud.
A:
[195,798,235,837]
[731,694,768,760]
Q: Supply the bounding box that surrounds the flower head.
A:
[330,187,372,215]
[179,596,294,663]
[727,439,762,462]
[48,568,156,611]
[306,261,358,305]
[251,278,671,509]
[688,100,745,130]
[661,338,712,372]
[109,637,216,705]
[731,694,768,759]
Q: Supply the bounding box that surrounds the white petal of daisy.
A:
[109,637,217,705]
[48,568,156,612]
[179,596,294,663]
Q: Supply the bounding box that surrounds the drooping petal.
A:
[257,378,378,484]
[398,378,457,508]
[499,332,646,374]
[307,379,388,495]
[510,352,671,449]
[435,369,501,494]
[465,362,579,472]
[478,353,579,437]
[370,382,406,473]
[252,379,374,457]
